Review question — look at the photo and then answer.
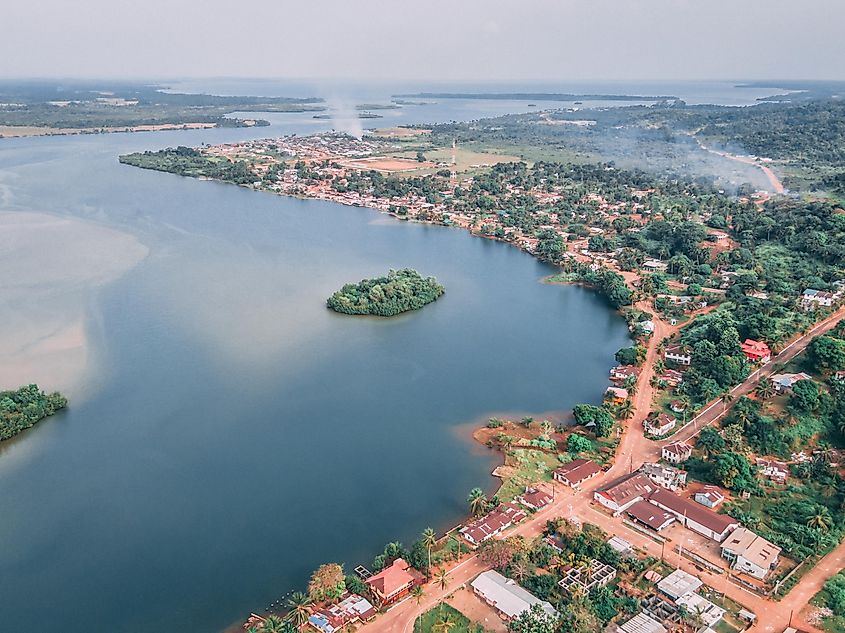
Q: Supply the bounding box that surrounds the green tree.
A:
[809,335,845,375]
[713,452,756,492]
[467,488,488,516]
[308,563,346,602]
[696,426,725,459]
[507,603,559,633]
[422,527,437,574]
[286,592,313,627]
[567,433,593,454]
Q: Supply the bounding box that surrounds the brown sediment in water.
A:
[0,211,148,396]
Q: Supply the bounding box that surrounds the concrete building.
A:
[471,570,559,620]
[594,472,657,515]
[720,527,781,580]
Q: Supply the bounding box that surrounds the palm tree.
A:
[510,559,530,581]
[433,614,456,633]
[411,585,425,605]
[500,434,515,450]
[808,509,833,532]
[422,527,437,573]
[756,377,775,400]
[521,416,534,428]
[617,399,636,420]
[721,390,734,413]
[262,616,288,633]
[434,567,449,591]
[467,488,488,516]
[540,419,554,436]
[286,592,312,628]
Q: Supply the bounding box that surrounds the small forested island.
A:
[0,384,68,441]
[327,268,444,316]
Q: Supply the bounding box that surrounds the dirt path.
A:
[698,143,785,194]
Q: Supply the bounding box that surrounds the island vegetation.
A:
[0,384,67,441]
[326,269,444,317]
[0,80,324,135]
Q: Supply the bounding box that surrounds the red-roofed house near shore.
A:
[459,503,528,546]
[516,487,553,511]
[553,459,602,489]
[365,558,422,607]
[740,339,771,364]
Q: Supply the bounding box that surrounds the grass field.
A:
[414,603,487,633]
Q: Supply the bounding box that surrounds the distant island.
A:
[0,80,325,137]
[0,384,67,441]
[391,92,677,101]
[327,269,445,316]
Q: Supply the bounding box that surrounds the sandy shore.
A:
[0,122,218,138]
[0,211,149,396]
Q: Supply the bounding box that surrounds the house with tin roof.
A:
[471,570,559,621]
[721,527,781,579]
[554,459,602,489]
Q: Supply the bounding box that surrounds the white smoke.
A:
[324,96,364,139]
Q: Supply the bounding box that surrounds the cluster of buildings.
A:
[594,466,782,580]
[616,568,731,633]
[459,488,552,546]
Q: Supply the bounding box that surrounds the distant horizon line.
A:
[1,76,843,85]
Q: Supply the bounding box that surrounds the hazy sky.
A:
[4,0,844,81]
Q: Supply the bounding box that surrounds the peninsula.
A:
[327,269,444,316]
[0,384,67,441]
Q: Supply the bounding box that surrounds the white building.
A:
[801,289,838,311]
[664,345,692,366]
[616,613,666,633]
[662,441,692,464]
[720,527,781,580]
[471,570,559,621]
[657,569,703,600]
[640,463,687,490]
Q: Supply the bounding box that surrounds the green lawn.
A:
[414,603,487,633]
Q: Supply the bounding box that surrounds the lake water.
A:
[0,81,752,633]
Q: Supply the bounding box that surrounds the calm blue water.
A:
[0,86,640,633]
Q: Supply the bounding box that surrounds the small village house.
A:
[661,441,692,464]
[770,373,812,393]
[664,345,692,366]
[515,487,553,511]
[720,527,781,580]
[459,503,527,546]
[644,413,677,437]
[553,458,602,489]
[365,559,420,607]
[757,458,789,483]
[740,339,772,364]
[626,500,676,532]
[694,485,725,509]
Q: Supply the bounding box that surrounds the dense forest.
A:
[0,384,67,441]
[327,269,445,316]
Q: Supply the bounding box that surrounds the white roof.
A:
[471,570,558,620]
[676,593,726,626]
[657,569,703,599]
[617,612,667,633]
